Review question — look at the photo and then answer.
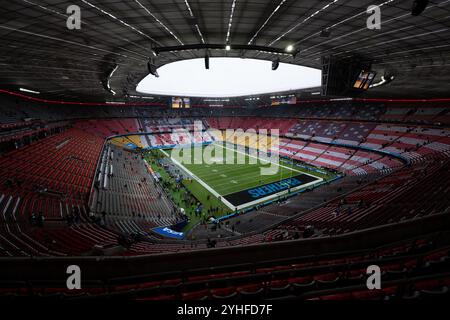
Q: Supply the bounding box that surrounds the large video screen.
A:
[271,96,297,106]
[353,70,376,90]
[172,97,191,109]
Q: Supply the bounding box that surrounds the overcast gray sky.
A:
[137,58,321,97]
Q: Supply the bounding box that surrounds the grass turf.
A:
[144,149,231,232]
[145,143,335,232]
[167,143,328,196]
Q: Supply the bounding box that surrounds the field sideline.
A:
[162,143,330,210]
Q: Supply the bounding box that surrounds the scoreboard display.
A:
[353,70,376,90]
[172,97,191,109]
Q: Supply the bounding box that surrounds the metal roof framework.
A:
[0,0,449,100]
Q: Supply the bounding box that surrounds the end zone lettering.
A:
[248,177,302,198]
[224,173,320,207]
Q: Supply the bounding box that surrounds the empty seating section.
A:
[73,118,140,138]
[0,100,447,126]
[110,135,147,149]
[381,107,413,121]
[0,103,449,258]
[139,118,203,133]
[0,220,121,257]
[382,106,450,124]
[2,100,450,300]
[273,157,450,236]
[0,128,103,221]
[128,239,449,301]
[209,117,450,173]
[208,117,296,135]
[287,121,376,145]
[0,121,69,146]
[293,103,386,121]
[362,125,450,162]
[406,107,447,122]
[214,119,400,175]
[141,130,214,148]
[219,130,276,151]
[93,144,177,234]
[276,138,401,175]
[3,235,448,300]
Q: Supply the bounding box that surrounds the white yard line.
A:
[160,149,236,210]
[198,166,306,195]
[162,144,324,211]
[219,142,322,181]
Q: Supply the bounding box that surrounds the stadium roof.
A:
[1,0,450,101]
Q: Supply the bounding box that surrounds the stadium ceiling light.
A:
[128,95,154,99]
[19,88,40,94]
[184,0,206,44]
[155,44,294,57]
[134,0,184,45]
[286,45,294,53]
[269,0,341,46]
[105,101,124,104]
[248,0,287,45]
[81,0,158,44]
[225,0,237,44]
[297,0,396,53]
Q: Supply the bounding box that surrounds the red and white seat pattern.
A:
[277,138,402,175]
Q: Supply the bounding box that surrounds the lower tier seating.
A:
[1,234,449,300]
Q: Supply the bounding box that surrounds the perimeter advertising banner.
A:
[152,227,185,240]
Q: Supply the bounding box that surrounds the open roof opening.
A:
[136,58,321,98]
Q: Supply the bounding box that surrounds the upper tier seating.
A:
[0,128,103,222]
[209,117,450,167]
[73,118,140,138]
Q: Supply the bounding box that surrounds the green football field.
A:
[161,143,329,210]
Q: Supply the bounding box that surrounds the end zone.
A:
[224,173,322,208]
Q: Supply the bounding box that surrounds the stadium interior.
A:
[0,0,450,303]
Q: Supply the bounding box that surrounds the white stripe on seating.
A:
[2,196,12,220]
[12,197,20,222]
